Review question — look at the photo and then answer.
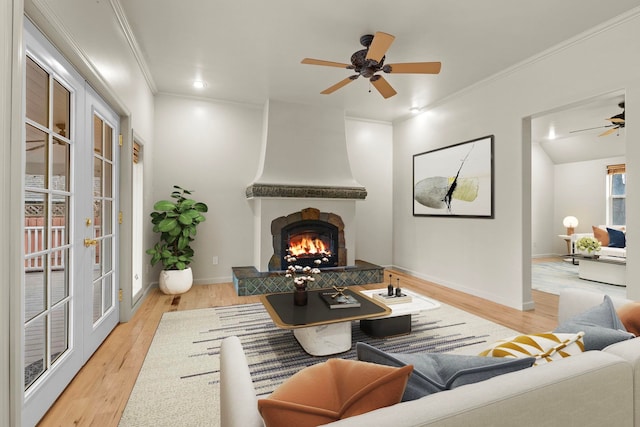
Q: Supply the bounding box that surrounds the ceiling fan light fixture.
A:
[301,31,441,99]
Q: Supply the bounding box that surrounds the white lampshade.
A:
[562,216,579,228]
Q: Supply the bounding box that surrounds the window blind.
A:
[607,164,625,175]
[133,142,140,164]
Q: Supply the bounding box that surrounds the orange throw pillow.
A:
[257,358,412,427]
[592,226,609,246]
[617,302,640,336]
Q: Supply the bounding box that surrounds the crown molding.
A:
[109,0,157,94]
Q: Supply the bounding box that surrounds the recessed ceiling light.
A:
[409,107,422,114]
[193,80,206,89]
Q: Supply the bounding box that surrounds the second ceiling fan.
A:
[570,101,626,137]
[301,32,441,99]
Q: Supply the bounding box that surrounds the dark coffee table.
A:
[260,288,391,356]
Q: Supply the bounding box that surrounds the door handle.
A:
[84,238,98,247]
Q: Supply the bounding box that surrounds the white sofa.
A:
[572,225,626,259]
[220,288,640,427]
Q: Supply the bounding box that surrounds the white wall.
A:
[531,142,555,256]
[346,119,394,266]
[152,95,263,283]
[392,12,640,308]
[152,95,394,283]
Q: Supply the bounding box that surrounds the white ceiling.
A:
[119,0,639,123]
[117,1,636,163]
[532,92,626,164]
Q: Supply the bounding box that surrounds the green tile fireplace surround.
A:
[232,260,384,296]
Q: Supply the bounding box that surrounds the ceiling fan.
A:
[570,101,626,137]
[301,32,441,99]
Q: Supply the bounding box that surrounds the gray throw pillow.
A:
[356,342,535,402]
[554,294,633,351]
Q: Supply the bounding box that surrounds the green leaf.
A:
[157,218,178,232]
[178,213,192,225]
[179,199,196,209]
[153,200,176,211]
[177,235,188,250]
[193,202,208,212]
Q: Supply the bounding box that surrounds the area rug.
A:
[532,261,626,298]
[119,300,519,427]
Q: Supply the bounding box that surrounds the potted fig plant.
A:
[146,185,208,294]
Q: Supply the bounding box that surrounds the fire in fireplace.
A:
[268,208,346,271]
[283,220,338,268]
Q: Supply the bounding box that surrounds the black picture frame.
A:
[413,135,494,218]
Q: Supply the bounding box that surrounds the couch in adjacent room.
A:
[571,225,627,285]
[572,225,627,259]
[219,288,640,427]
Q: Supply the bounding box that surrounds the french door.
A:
[22,19,119,426]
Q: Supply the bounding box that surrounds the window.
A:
[607,164,625,225]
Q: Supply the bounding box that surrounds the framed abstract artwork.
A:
[413,135,494,218]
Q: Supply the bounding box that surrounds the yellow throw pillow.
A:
[257,358,412,427]
[479,332,585,365]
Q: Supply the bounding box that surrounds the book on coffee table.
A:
[319,292,361,309]
[372,292,413,305]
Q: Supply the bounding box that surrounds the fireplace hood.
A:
[246,99,367,200]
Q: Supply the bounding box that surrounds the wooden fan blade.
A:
[371,76,397,99]
[320,76,358,94]
[599,127,618,137]
[301,58,351,68]
[606,118,625,124]
[365,32,395,63]
[386,62,442,74]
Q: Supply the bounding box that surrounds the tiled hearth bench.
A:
[231,260,384,296]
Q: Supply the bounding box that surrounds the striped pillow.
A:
[479,332,585,365]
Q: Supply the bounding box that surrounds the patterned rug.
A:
[119,300,519,427]
[531,261,626,298]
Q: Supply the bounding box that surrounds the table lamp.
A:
[563,216,579,235]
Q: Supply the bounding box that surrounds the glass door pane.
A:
[91,115,116,324]
[23,56,73,392]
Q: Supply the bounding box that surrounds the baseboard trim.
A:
[390,264,534,312]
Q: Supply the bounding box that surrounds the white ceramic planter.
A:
[159,267,193,294]
[578,250,598,258]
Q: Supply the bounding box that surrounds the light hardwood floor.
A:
[37,268,558,426]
